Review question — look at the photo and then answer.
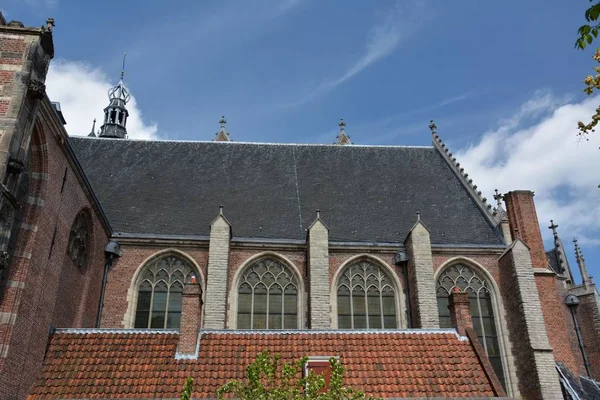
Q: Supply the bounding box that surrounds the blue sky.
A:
[3,0,600,283]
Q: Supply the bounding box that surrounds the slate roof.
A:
[69,137,504,245]
[28,330,506,399]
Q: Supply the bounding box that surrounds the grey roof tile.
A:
[69,137,504,245]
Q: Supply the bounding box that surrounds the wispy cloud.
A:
[281,0,430,108]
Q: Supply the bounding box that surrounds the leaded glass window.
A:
[237,258,298,329]
[134,255,196,329]
[67,211,90,268]
[337,260,397,329]
[436,264,506,388]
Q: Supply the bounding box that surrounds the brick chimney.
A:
[178,276,202,355]
[504,190,547,268]
[448,288,473,336]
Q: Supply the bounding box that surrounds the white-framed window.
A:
[336,260,397,329]
[236,258,298,329]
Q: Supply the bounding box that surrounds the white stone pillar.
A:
[203,207,231,329]
[308,212,330,329]
[404,216,439,329]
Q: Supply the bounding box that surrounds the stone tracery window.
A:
[67,211,90,268]
[436,264,505,388]
[237,258,298,329]
[337,260,397,329]
[134,255,196,329]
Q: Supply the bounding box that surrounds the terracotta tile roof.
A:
[28,329,503,399]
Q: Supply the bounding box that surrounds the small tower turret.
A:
[99,54,130,139]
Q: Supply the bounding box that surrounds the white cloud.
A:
[45,60,159,140]
[455,91,600,246]
[282,0,429,108]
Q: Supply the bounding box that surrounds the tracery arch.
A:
[67,210,90,268]
[236,257,299,329]
[336,259,398,329]
[436,263,505,388]
[133,254,198,329]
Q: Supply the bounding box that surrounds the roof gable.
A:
[68,138,503,245]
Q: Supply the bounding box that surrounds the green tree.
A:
[576,1,600,137]
[216,351,377,400]
[180,377,194,400]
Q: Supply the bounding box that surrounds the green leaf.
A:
[588,34,594,44]
[594,28,599,38]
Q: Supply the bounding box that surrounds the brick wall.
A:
[535,274,582,376]
[0,109,109,400]
[504,191,547,268]
[578,292,600,380]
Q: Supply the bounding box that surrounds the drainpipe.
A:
[96,240,122,328]
[565,294,592,377]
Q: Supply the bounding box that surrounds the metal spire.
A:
[121,52,127,81]
[99,53,130,139]
[88,118,97,137]
[574,238,592,286]
[214,116,231,141]
[336,119,352,145]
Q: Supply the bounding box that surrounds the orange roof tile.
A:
[28,329,503,399]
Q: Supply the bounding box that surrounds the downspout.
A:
[96,240,121,328]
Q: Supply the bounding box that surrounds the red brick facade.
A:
[0,111,110,399]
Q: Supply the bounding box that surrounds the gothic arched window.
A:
[436,264,505,388]
[134,255,196,329]
[67,211,90,268]
[337,260,397,329]
[237,258,298,329]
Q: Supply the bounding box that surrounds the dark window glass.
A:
[436,264,506,389]
[337,261,397,329]
[133,255,196,329]
[237,258,299,329]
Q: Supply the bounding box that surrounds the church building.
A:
[0,14,599,400]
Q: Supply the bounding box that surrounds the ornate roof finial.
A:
[549,220,559,238]
[574,238,592,286]
[493,189,503,208]
[214,116,232,142]
[99,53,131,139]
[428,120,437,135]
[336,119,352,145]
[88,118,97,138]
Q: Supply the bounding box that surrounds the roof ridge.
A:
[429,127,499,230]
[69,135,433,148]
[54,327,466,340]
[54,328,179,334]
